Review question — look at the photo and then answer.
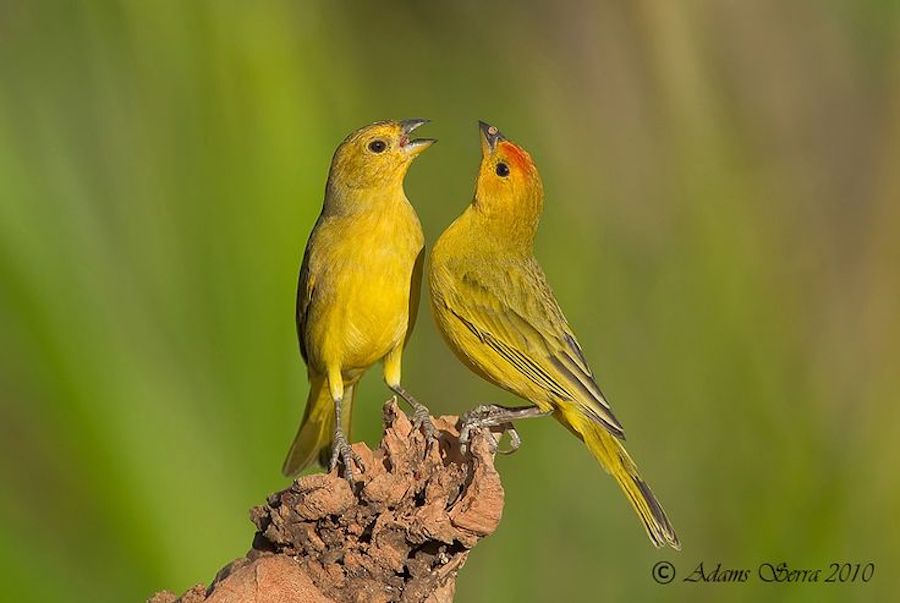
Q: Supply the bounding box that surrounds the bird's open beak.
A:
[399,118,436,156]
[479,120,505,156]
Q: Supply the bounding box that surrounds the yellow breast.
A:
[304,199,423,374]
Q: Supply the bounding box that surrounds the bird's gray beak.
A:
[479,120,505,155]
[399,118,436,156]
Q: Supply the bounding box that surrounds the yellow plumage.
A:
[282,119,432,477]
[428,121,679,549]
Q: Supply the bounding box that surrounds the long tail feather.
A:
[561,409,680,549]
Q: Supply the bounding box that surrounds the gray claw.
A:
[412,403,437,442]
[329,432,361,481]
[391,386,438,447]
[497,423,521,455]
[459,405,523,456]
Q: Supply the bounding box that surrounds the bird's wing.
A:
[442,257,625,439]
[295,219,323,364]
[404,250,425,346]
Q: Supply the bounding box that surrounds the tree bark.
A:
[149,400,505,603]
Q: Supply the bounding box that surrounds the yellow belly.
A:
[323,259,412,371]
[303,205,423,377]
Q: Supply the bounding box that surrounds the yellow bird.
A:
[428,121,679,549]
[282,119,435,479]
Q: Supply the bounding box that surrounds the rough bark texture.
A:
[149,400,505,603]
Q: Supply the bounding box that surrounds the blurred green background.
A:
[1,1,899,601]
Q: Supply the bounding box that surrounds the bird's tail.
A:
[281,375,355,478]
[560,408,680,550]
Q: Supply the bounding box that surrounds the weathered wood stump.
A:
[149,400,505,603]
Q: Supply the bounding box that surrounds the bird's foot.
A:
[392,386,439,449]
[411,401,438,442]
[459,403,547,455]
[459,404,496,449]
[329,431,363,481]
[459,404,514,455]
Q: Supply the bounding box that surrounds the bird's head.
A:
[327,119,435,194]
[473,121,544,237]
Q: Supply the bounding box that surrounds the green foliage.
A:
[1,1,898,601]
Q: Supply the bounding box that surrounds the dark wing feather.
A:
[295,225,319,364]
[443,258,624,438]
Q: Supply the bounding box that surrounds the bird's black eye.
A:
[496,162,510,177]
[368,139,387,153]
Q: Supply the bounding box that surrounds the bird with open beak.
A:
[428,121,680,549]
[283,119,436,480]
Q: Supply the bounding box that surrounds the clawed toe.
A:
[459,404,527,456]
[329,434,362,481]
[496,422,521,455]
[412,405,437,438]
[392,387,438,449]
[459,404,495,452]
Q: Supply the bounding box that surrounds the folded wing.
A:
[438,257,625,439]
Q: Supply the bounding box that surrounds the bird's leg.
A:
[329,395,363,481]
[384,347,437,444]
[459,404,551,455]
[390,384,438,442]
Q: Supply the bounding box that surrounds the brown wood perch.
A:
[149,400,505,603]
